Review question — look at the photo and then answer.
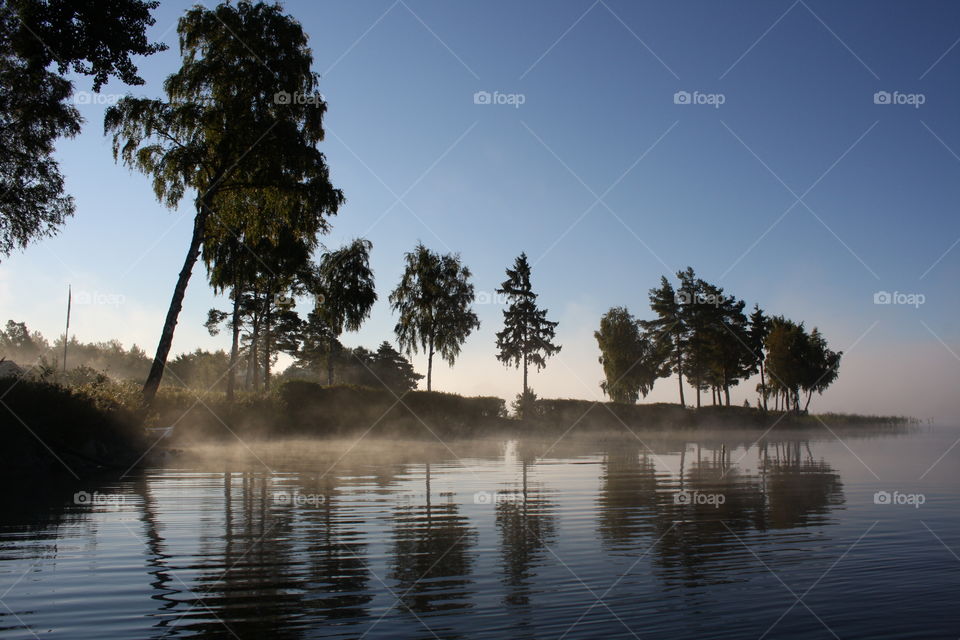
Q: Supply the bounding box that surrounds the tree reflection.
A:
[594,436,845,585]
[495,444,557,607]
[389,462,476,615]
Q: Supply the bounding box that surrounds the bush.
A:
[0,377,145,478]
[277,382,507,436]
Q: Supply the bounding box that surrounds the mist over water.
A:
[1,423,957,639]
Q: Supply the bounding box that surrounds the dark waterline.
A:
[1,424,958,639]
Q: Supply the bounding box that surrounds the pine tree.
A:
[747,304,771,410]
[495,253,561,405]
[640,276,687,406]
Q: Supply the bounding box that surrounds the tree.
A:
[764,316,808,413]
[747,305,771,410]
[595,307,667,404]
[641,276,687,406]
[371,341,422,394]
[105,1,343,404]
[0,320,48,362]
[307,239,377,385]
[389,243,479,391]
[800,327,842,412]
[205,221,313,396]
[0,0,165,258]
[165,349,230,392]
[495,253,561,405]
[699,280,750,407]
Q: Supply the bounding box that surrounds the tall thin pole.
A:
[63,285,71,375]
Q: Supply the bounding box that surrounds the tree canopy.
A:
[389,243,479,391]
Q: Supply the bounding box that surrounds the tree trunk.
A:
[327,335,336,386]
[804,390,813,413]
[759,360,767,411]
[263,293,272,391]
[522,352,528,397]
[676,349,685,407]
[724,383,731,407]
[250,302,260,391]
[142,202,210,405]
[226,282,241,402]
[427,336,434,392]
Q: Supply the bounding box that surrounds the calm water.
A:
[2,424,959,639]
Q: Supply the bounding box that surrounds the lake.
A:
[1,424,958,639]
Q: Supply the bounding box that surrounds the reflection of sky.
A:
[0,428,959,637]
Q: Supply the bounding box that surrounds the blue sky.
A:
[3,0,959,419]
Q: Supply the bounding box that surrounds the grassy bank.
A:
[0,376,916,478]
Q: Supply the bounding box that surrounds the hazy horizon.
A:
[2,0,958,421]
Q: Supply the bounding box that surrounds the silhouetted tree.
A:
[764,317,809,413]
[371,341,422,393]
[495,253,560,415]
[641,276,687,406]
[105,1,342,405]
[800,327,842,412]
[0,0,165,258]
[389,243,479,391]
[747,305,771,410]
[306,239,376,385]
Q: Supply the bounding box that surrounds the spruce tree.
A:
[495,253,561,405]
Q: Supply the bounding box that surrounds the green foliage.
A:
[631,268,843,411]
[287,341,423,393]
[0,319,151,380]
[104,0,343,400]
[389,243,480,390]
[277,381,506,436]
[165,348,231,392]
[764,318,842,413]
[511,388,540,420]
[595,307,667,404]
[301,238,377,384]
[0,0,165,258]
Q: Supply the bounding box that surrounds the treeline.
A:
[596,267,841,413]
[0,320,422,395]
[0,1,840,418]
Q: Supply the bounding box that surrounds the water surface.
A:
[2,424,958,639]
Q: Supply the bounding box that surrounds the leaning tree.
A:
[105,1,343,404]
